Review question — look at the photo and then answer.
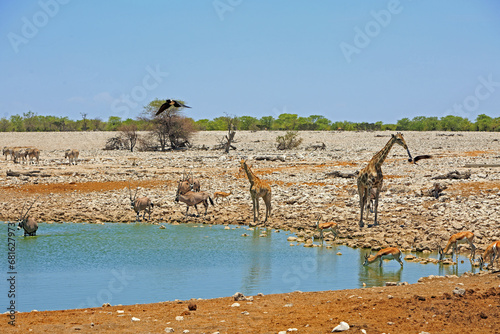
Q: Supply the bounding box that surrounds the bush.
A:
[276,131,303,150]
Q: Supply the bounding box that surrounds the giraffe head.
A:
[238,159,248,178]
[392,133,413,162]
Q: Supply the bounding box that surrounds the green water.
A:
[1,222,477,312]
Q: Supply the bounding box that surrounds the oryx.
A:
[128,182,154,222]
[17,197,39,236]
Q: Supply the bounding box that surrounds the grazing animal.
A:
[357,133,412,227]
[314,214,338,243]
[175,184,214,218]
[239,159,272,225]
[65,149,79,165]
[17,198,39,236]
[214,190,232,203]
[3,146,14,160]
[363,247,403,268]
[13,148,28,164]
[478,241,500,270]
[26,147,40,164]
[438,231,476,262]
[128,184,153,222]
[156,99,191,116]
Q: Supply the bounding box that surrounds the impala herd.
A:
[6,132,499,271]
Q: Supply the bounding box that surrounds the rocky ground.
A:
[1,130,500,333]
[1,130,499,253]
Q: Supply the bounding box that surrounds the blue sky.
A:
[1,0,499,124]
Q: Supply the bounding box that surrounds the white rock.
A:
[131,317,140,322]
[175,316,184,321]
[231,302,240,307]
[332,321,349,332]
[164,328,175,333]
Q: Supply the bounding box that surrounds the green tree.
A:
[106,116,122,131]
[259,116,274,130]
[238,116,260,130]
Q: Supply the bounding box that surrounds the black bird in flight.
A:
[155,99,191,116]
[408,154,433,164]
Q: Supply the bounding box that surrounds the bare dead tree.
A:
[119,124,138,152]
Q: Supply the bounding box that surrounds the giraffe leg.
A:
[251,193,258,222]
[357,182,366,228]
[263,192,271,224]
[373,186,381,226]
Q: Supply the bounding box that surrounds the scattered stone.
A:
[284,303,293,307]
[164,328,175,333]
[102,303,111,307]
[388,295,394,299]
[188,302,197,311]
[332,321,350,332]
[175,316,184,321]
[453,287,466,296]
[241,311,249,315]
[131,317,140,322]
[231,303,240,307]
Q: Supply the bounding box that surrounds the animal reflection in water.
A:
[363,247,404,268]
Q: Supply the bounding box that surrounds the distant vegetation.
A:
[0,110,499,132]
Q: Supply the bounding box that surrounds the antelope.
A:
[26,147,40,164]
[478,241,500,270]
[17,197,39,236]
[175,181,214,218]
[314,214,338,242]
[214,190,232,203]
[128,183,154,222]
[182,171,200,192]
[438,231,476,262]
[65,149,79,165]
[363,247,404,268]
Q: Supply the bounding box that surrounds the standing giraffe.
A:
[239,159,272,225]
[357,133,412,227]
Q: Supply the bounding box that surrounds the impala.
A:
[478,240,500,270]
[363,247,404,268]
[213,190,232,203]
[438,231,476,262]
[314,214,338,242]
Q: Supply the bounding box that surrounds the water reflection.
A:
[0,222,483,312]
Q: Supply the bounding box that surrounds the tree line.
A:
[1,108,499,133]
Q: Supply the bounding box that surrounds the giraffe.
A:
[239,159,272,225]
[357,133,412,228]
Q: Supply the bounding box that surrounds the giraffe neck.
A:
[243,163,257,185]
[371,136,397,168]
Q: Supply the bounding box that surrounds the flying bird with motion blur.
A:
[155,99,191,116]
[408,155,433,164]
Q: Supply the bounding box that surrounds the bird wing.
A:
[155,102,170,116]
[413,155,433,163]
[174,100,191,108]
